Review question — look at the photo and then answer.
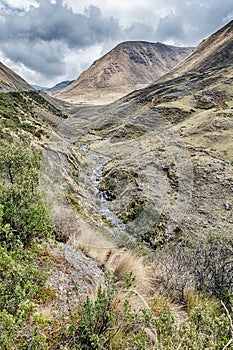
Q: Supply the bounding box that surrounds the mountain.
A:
[47,80,75,93]
[0,61,33,91]
[33,84,48,91]
[33,80,74,93]
[55,41,192,104]
[1,21,233,348]
[159,20,233,82]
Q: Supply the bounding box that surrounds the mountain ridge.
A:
[55,41,192,104]
[158,20,233,82]
[0,61,33,92]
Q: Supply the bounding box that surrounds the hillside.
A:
[0,61,33,91]
[159,20,233,81]
[55,41,192,104]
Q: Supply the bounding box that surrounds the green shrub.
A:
[0,185,52,246]
[0,247,44,314]
[150,293,232,350]
[0,245,50,347]
[68,273,153,350]
[0,143,53,247]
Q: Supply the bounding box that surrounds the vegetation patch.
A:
[99,167,138,199]
[155,106,190,123]
[0,142,53,247]
[66,194,83,215]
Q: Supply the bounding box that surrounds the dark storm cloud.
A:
[124,22,157,42]
[156,15,186,44]
[0,0,122,77]
[3,40,65,76]
[0,0,121,47]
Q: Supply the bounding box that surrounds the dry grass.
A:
[69,221,152,307]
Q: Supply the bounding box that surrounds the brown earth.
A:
[55,41,192,104]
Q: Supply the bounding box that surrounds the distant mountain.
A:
[55,41,192,104]
[159,20,233,82]
[0,62,33,92]
[48,80,75,93]
[33,80,74,93]
[32,84,48,91]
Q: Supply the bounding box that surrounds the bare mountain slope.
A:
[0,61,33,91]
[55,41,192,104]
[159,20,233,82]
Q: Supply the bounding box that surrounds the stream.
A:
[79,144,127,233]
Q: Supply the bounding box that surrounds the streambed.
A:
[79,144,127,233]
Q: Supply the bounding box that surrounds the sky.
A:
[0,0,232,87]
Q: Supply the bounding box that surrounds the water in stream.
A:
[79,144,127,233]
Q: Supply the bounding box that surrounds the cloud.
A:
[156,15,186,45]
[124,22,157,42]
[3,40,65,76]
[155,0,233,45]
[0,1,121,48]
[0,0,232,86]
[0,0,37,12]
[0,0,123,84]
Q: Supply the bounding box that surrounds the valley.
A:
[55,41,192,104]
[51,64,233,249]
[0,20,233,350]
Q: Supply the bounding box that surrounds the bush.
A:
[0,185,52,246]
[0,142,53,247]
[150,293,232,350]
[0,245,50,347]
[67,273,153,350]
[0,246,46,314]
[154,234,233,303]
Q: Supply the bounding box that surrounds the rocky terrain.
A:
[56,21,233,249]
[55,41,192,104]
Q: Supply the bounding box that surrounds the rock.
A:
[224,202,231,211]
[45,241,104,295]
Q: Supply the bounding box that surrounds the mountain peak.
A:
[55,41,192,104]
